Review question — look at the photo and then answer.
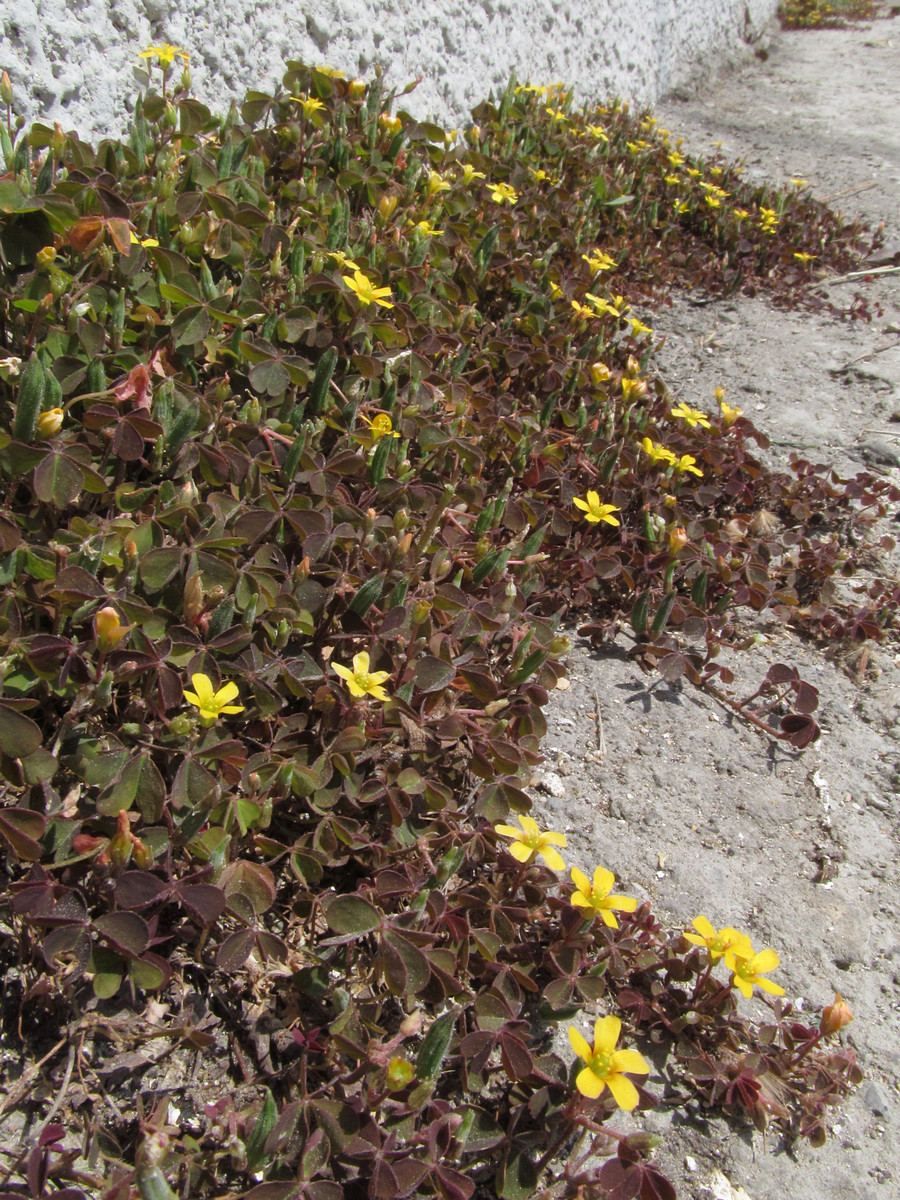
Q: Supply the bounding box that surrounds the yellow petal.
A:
[751,948,780,973]
[755,977,787,996]
[183,690,201,707]
[592,1015,621,1055]
[575,1066,605,1099]
[591,866,615,896]
[517,814,540,837]
[219,704,245,714]
[732,974,753,1000]
[215,681,240,705]
[494,823,522,839]
[190,673,215,705]
[352,651,371,674]
[538,845,566,871]
[585,490,600,509]
[332,663,354,682]
[508,842,533,864]
[599,909,620,929]
[691,915,716,940]
[570,867,591,893]
[606,1071,640,1111]
[606,893,637,912]
[573,498,589,512]
[613,1049,650,1075]
[568,1025,592,1060]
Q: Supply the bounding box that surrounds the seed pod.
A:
[12,354,46,442]
[309,346,337,414]
[85,356,107,394]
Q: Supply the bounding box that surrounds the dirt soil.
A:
[538,15,900,1200]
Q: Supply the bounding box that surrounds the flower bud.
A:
[181,65,192,92]
[668,526,688,555]
[168,713,194,737]
[107,809,133,870]
[349,78,366,99]
[378,193,398,220]
[0,71,12,106]
[51,122,66,160]
[411,599,432,626]
[37,407,64,438]
[820,992,853,1036]
[131,836,154,869]
[386,1057,415,1090]
[94,605,132,650]
[36,245,57,270]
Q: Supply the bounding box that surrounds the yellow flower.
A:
[315,66,346,79]
[664,173,682,185]
[130,230,159,248]
[725,945,786,999]
[668,151,685,167]
[584,124,608,141]
[719,398,743,425]
[426,171,450,196]
[332,650,391,701]
[704,195,721,209]
[793,251,817,264]
[589,361,611,384]
[582,250,616,273]
[291,95,325,119]
[184,673,245,724]
[461,164,486,184]
[668,526,688,555]
[620,377,646,404]
[571,299,595,320]
[686,167,702,179]
[568,1016,649,1108]
[93,606,133,652]
[672,453,703,477]
[673,199,690,215]
[641,438,676,466]
[488,182,518,205]
[138,44,189,68]
[361,412,399,441]
[36,407,64,438]
[545,107,568,122]
[626,316,653,337]
[570,866,637,928]
[684,916,753,962]
[342,269,394,308]
[584,292,626,319]
[670,401,712,429]
[413,220,444,237]
[573,490,621,526]
[732,208,750,221]
[379,113,402,135]
[529,168,550,182]
[494,813,567,871]
[790,177,809,189]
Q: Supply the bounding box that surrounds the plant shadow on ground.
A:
[0,46,893,1199]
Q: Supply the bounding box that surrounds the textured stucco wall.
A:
[1,0,779,142]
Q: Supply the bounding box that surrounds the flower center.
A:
[590,1051,613,1079]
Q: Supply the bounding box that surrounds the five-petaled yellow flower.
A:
[379,113,402,135]
[427,171,451,196]
[138,44,189,68]
[719,399,743,425]
[793,251,817,264]
[488,182,518,205]
[460,164,486,184]
[413,220,444,237]
[494,814,567,870]
[725,944,786,999]
[641,438,676,466]
[672,453,703,477]
[569,1016,649,1108]
[570,866,637,929]
[184,673,245,724]
[342,269,394,309]
[684,916,752,962]
[582,250,616,273]
[332,651,391,701]
[129,230,159,248]
[670,402,712,430]
[626,316,654,337]
[94,606,133,652]
[290,94,326,119]
[361,412,399,441]
[573,491,621,526]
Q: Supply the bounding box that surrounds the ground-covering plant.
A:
[778,0,890,27]
[0,50,891,1198]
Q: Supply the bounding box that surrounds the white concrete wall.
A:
[0,0,779,141]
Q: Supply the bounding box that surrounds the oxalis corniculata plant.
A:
[0,43,890,1199]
